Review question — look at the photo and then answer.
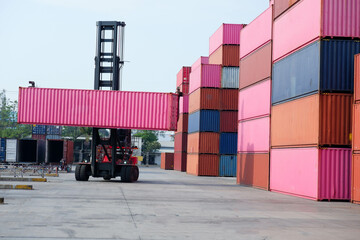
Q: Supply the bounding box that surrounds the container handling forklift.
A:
[75,21,139,182]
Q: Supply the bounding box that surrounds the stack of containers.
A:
[237,6,273,190]
[353,53,360,204]
[174,66,191,172]
[160,152,174,170]
[32,125,47,140]
[270,0,360,200]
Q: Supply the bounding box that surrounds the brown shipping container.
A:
[354,54,360,103]
[237,153,269,190]
[189,88,220,114]
[352,154,360,204]
[220,89,238,110]
[187,153,219,176]
[209,45,240,66]
[179,83,189,95]
[274,0,299,19]
[174,132,188,152]
[176,113,188,133]
[174,151,187,172]
[187,132,219,154]
[271,93,352,148]
[353,104,360,151]
[239,42,272,90]
[220,111,238,132]
[160,153,174,170]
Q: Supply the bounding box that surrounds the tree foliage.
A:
[133,130,161,154]
[61,126,92,140]
[0,90,32,138]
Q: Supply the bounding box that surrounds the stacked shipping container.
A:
[270,0,360,200]
[174,67,191,171]
[353,54,360,204]
[237,5,273,190]
[160,152,174,170]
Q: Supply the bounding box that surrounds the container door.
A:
[5,139,17,163]
[0,138,6,162]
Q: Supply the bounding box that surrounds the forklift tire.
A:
[79,165,89,181]
[124,166,139,183]
[75,165,81,181]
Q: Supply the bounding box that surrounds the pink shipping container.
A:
[237,117,270,153]
[270,147,351,201]
[176,67,191,88]
[189,64,221,94]
[273,0,360,61]
[179,95,189,114]
[18,87,178,131]
[209,24,246,55]
[191,56,209,70]
[238,79,271,121]
[239,6,273,59]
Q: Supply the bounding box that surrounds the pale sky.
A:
[0,0,269,101]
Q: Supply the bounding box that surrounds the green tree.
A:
[62,126,92,140]
[133,130,161,154]
[0,90,32,138]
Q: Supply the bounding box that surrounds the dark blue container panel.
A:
[0,138,6,162]
[32,125,46,135]
[219,155,237,177]
[188,110,220,133]
[272,39,360,104]
[47,126,62,135]
[219,133,237,154]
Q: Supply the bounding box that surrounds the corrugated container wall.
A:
[219,155,237,177]
[188,110,220,133]
[5,139,17,163]
[191,56,209,70]
[0,138,5,162]
[187,132,220,154]
[189,88,220,114]
[239,43,272,90]
[238,79,271,121]
[18,88,178,131]
[354,54,360,102]
[161,153,174,170]
[239,6,273,59]
[176,113,188,133]
[238,117,270,153]
[221,67,239,88]
[220,111,238,132]
[272,40,360,104]
[174,152,187,172]
[63,140,74,164]
[220,133,237,154]
[209,24,245,55]
[237,153,270,190]
[179,84,189,95]
[270,147,351,200]
[179,95,189,114]
[187,154,219,176]
[176,67,191,87]
[273,0,299,19]
[209,45,240,67]
[32,125,46,135]
[271,93,352,148]
[174,132,188,152]
[220,89,238,110]
[273,0,360,61]
[352,154,360,204]
[352,104,360,151]
[47,126,61,135]
[189,64,221,94]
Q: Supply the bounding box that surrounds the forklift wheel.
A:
[123,166,139,183]
[79,165,89,181]
[75,165,81,181]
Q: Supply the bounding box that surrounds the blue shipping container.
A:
[221,67,239,89]
[219,133,237,154]
[219,155,237,177]
[188,110,220,133]
[32,125,46,135]
[47,126,62,135]
[0,138,6,162]
[272,39,360,104]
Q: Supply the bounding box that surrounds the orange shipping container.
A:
[352,154,360,204]
[239,43,272,90]
[188,88,220,114]
[220,89,238,110]
[354,54,360,103]
[176,113,188,133]
[271,93,352,148]
[237,153,269,190]
[209,45,240,66]
[186,153,219,176]
[187,132,219,154]
[160,153,174,170]
[353,104,360,151]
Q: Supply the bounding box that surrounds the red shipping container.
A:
[209,45,240,67]
[187,132,219,154]
[179,83,189,95]
[176,67,191,87]
[189,88,220,114]
[174,132,188,152]
[220,111,238,132]
[160,153,174,170]
[18,87,178,131]
[174,151,187,172]
[353,104,360,152]
[63,140,74,164]
[237,153,269,190]
[187,153,219,176]
[220,89,238,110]
[354,54,360,103]
[32,134,46,140]
[352,154,360,204]
[176,113,188,133]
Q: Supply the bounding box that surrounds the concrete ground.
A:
[0,166,360,240]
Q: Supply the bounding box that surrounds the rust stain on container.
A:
[188,88,220,114]
[355,54,360,103]
[274,0,299,19]
[237,153,269,190]
[186,153,219,176]
[352,154,360,204]
[239,43,272,90]
[209,45,240,66]
[220,89,238,111]
[176,113,188,133]
[220,111,238,132]
[271,93,352,148]
[187,132,219,154]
